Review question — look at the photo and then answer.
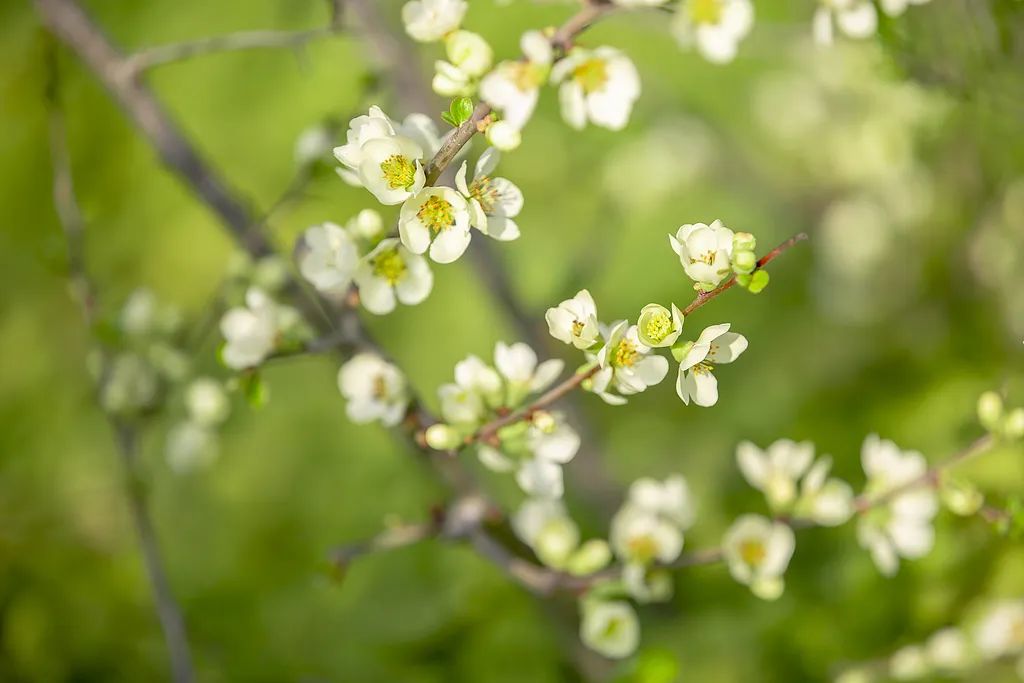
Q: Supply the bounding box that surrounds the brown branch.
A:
[44,49,196,683]
[458,232,809,450]
[123,26,343,75]
[34,0,270,257]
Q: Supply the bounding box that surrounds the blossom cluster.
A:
[836,598,1024,682]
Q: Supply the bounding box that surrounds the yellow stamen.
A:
[417,195,456,233]
[372,247,407,285]
[689,0,724,25]
[739,539,766,566]
[380,154,417,190]
[573,57,609,95]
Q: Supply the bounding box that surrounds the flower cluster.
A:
[219,287,304,369]
[337,353,411,428]
[428,342,572,498]
[836,599,1024,682]
[856,434,938,577]
[737,438,853,525]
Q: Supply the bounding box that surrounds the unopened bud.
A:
[1005,408,1024,439]
[733,232,756,252]
[565,539,612,576]
[485,120,521,151]
[977,391,1004,431]
[425,423,461,450]
[733,250,757,274]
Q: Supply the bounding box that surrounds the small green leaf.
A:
[242,371,269,409]
[440,111,458,127]
[747,269,770,294]
[450,96,474,125]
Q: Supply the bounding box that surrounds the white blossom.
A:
[671,0,754,64]
[299,222,359,294]
[545,289,600,350]
[439,354,501,426]
[591,321,670,405]
[797,455,855,526]
[636,303,684,348]
[399,186,473,263]
[353,238,433,315]
[165,421,218,473]
[479,30,552,130]
[812,0,878,45]
[889,645,929,680]
[494,341,564,404]
[337,353,409,427]
[456,148,523,242]
[401,0,467,43]
[974,600,1024,660]
[512,498,580,567]
[346,208,384,241]
[357,134,427,205]
[623,563,674,603]
[856,435,937,576]
[443,30,493,77]
[610,475,694,566]
[485,120,522,151]
[925,627,971,672]
[184,377,230,427]
[675,323,748,407]
[669,219,735,289]
[722,514,795,600]
[433,60,474,97]
[579,600,640,659]
[333,106,398,185]
[551,46,641,131]
[736,439,815,510]
[220,287,279,370]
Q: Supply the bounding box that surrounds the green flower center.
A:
[627,534,658,564]
[372,247,407,285]
[417,195,456,233]
[612,340,639,368]
[645,311,672,344]
[512,62,547,92]
[601,615,625,639]
[739,539,766,566]
[380,154,417,190]
[470,177,497,214]
[573,57,609,95]
[689,0,724,25]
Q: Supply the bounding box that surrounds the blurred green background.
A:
[2,0,1024,680]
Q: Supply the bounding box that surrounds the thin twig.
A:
[124,26,343,75]
[44,49,195,683]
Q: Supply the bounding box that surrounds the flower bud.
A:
[425,423,462,450]
[445,30,492,77]
[485,120,521,151]
[1005,408,1024,439]
[977,391,1004,431]
[747,269,770,294]
[185,377,230,427]
[733,231,757,252]
[535,516,579,568]
[941,476,984,516]
[531,410,556,433]
[565,539,612,576]
[732,250,757,274]
[433,62,472,97]
[347,209,383,240]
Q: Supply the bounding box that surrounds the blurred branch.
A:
[123,24,344,76]
[43,48,196,683]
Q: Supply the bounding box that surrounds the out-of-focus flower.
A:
[353,238,434,315]
[812,0,878,45]
[974,600,1024,660]
[722,514,795,600]
[925,628,971,673]
[337,353,409,427]
[485,120,522,151]
[889,645,929,680]
[220,288,279,370]
[480,31,552,130]
[299,222,358,294]
[185,377,230,427]
[494,341,564,404]
[610,475,694,566]
[671,0,754,64]
[579,600,640,659]
[856,435,937,576]
[402,0,467,42]
[797,455,855,525]
[736,439,815,509]
[551,46,641,131]
[165,421,218,473]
